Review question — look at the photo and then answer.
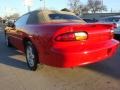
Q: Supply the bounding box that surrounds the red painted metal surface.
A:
[6,22,119,68]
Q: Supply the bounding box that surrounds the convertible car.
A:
[5,10,119,71]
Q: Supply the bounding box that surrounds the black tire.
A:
[25,41,38,71]
[5,34,12,47]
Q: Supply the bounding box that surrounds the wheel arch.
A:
[23,37,37,52]
[23,37,32,48]
[23,37,39,63]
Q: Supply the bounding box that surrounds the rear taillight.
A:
[55,32,88,41]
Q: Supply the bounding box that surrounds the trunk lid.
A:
[54,23,114,44]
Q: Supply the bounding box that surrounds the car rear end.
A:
[43,23,119,68]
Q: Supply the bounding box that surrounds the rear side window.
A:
[49,14,80,20]
[27,11,39,24]
[15,14,30,26]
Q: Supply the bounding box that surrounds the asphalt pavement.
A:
[0,26,120,90]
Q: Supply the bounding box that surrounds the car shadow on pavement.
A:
[0,31,29,70]
[85,49,120,79]
[0,47,29,70]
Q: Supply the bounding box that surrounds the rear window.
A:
[49,14,80,20]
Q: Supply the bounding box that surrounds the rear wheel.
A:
[25,41,38,71]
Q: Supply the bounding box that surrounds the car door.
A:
[10,14,30,51]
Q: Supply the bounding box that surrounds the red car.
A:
[5,10,119,71]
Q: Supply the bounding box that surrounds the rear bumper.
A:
[42,39,119,68]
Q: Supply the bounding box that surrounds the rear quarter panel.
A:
[23,24,67,63]
[22,23,116,65]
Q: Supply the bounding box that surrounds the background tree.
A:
[87,0,107,13]
[61,8,71,12]
[68,0,82,15]
[68,0,90,15]
[80,5,89,14]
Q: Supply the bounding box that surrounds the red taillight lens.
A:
[55,32,88,41]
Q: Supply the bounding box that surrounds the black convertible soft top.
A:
[27,10,86,23]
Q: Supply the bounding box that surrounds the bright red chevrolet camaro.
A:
[5,10,119,71]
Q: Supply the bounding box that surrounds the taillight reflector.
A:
[75,32,88,41]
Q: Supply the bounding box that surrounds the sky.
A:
[0,0,120,17]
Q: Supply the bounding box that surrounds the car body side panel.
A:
[21,24,64,63]
[21,23,119,67]
[5,23,119,68]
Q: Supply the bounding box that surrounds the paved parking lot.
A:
[0,26,120,90]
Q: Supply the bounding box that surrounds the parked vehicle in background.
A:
[99,16,120,26]
[114,28,120,40]
[99,16,120,40]
[5,19,16,26]
[0,17,2,23]
[5,10,119,71]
